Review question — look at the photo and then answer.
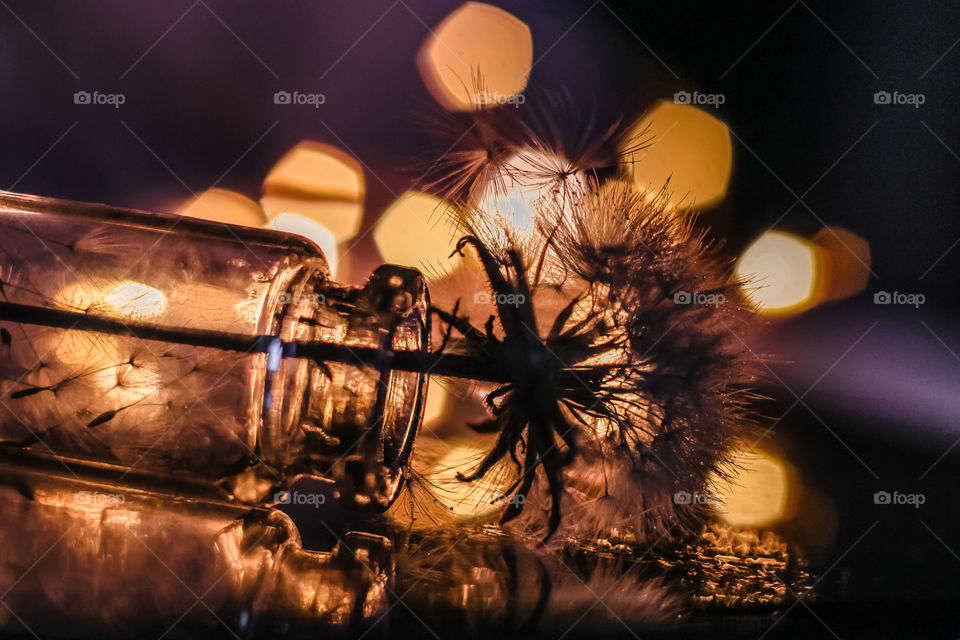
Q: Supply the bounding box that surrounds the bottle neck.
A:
[261,264,430,510]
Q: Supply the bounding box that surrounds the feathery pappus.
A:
[403,96,761,544]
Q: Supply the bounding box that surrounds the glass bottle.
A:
[0,190,430,509]
[0,452,392,638]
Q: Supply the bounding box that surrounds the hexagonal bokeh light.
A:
[417,2,532,111]
[373,191,463,281]
[176,189,266,227]
[813,226,871,302]
[621,101,733,210]
[260,141,364,243]
[736,230,820,315]
[709,449,790,527]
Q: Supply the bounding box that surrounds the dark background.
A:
[2,1,959,636]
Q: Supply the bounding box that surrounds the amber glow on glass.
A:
[422,378,449,427]
[102,281,168,320]
[0,191,428,510]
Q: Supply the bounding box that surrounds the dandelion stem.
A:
[0,301,506,383]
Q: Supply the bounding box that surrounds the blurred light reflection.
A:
[430,442,503,518]
[103,281,167,321]
[473,150,584,239]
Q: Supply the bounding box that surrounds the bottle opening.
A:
[269,265,430,510]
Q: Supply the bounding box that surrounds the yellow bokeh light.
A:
[736,231,820,315]
[709,450,789,527]
[263,141,363,203]
[176,189,266,228]
[621,101,733,210]
[373,191,463,281]
[266,213,339,277]
[261,141,364,242]
[417,2,532,111]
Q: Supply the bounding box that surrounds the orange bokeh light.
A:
[813,226,871,302]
